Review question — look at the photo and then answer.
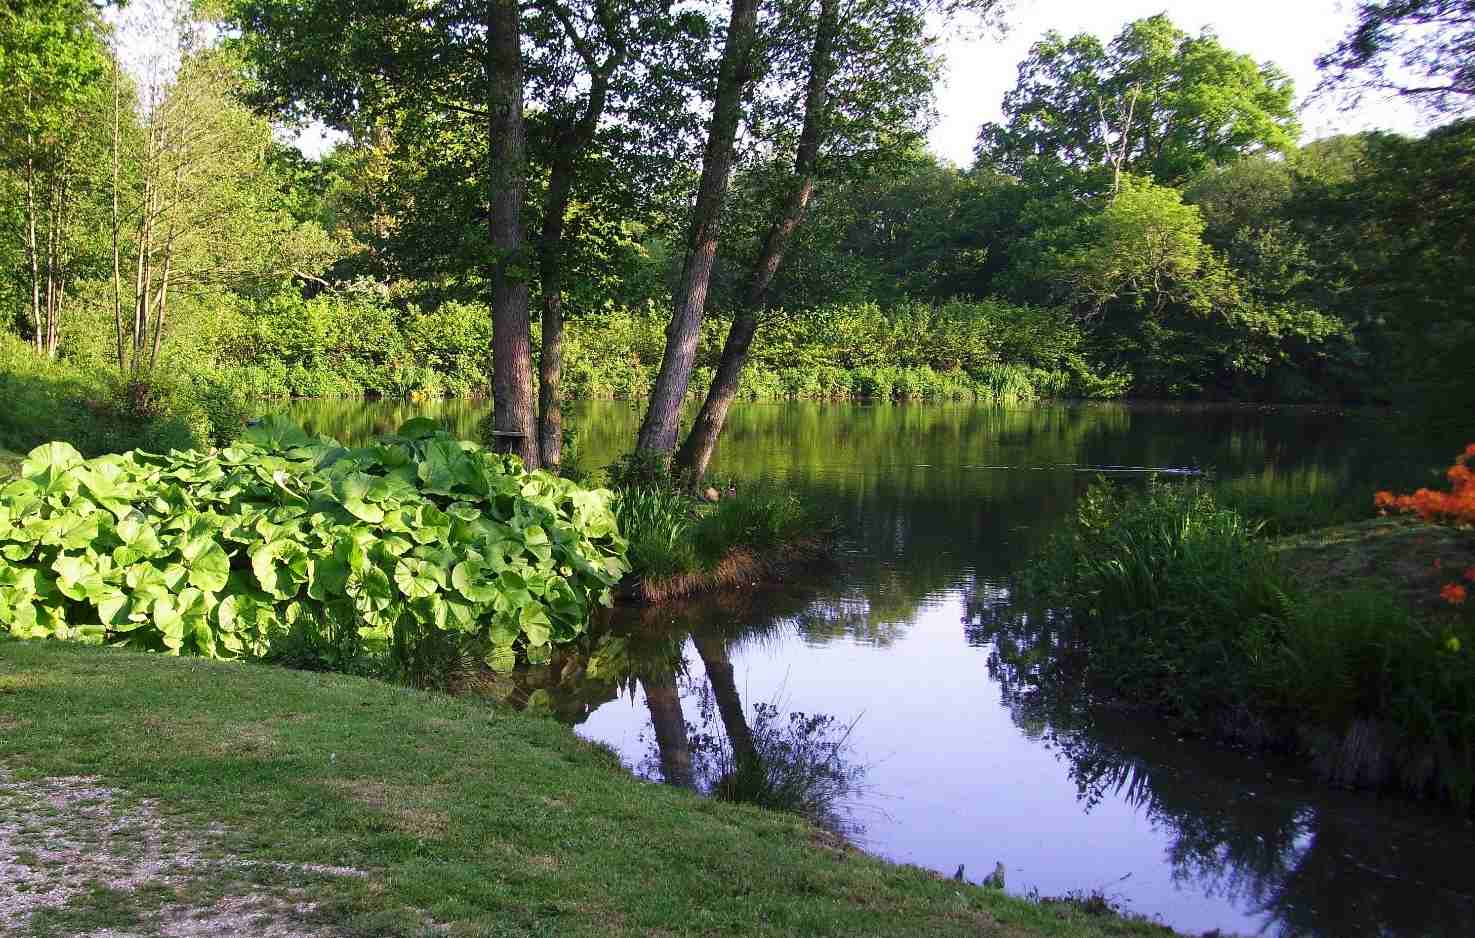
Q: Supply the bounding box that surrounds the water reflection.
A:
[974,593,1475,938]
[274,398,1472,936]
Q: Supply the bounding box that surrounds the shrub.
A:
[0,419,629,678]
[0,334,205,456]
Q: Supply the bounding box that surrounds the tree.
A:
[109,43,330,374]
[978,14,1299,188]
[525,0,707,471]
[0,0,110,357]
[634,0,763,455]
[1316,0,1475,115]
[657,0,989,472]
[233,0,542,465]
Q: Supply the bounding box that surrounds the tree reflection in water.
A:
[968,585,1475,938]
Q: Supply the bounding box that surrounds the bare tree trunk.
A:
[44,182,58,358]
[635,0,761,456]
[538,60,618,472]
[486,0,539,468]
[132,169,155,375]
[675,0,839,480]
[537,238,567,468]
[24,146,42,354]
[111,49,127,372]
[150,160,183,369]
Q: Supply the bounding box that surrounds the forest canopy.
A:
[2,0,1473,468]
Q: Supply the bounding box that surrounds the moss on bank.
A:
[0,641,1178,937]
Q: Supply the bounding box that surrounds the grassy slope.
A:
[1274,516,1475,620]
[0,642,1176,938]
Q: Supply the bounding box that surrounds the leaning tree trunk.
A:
[674,0,838,480]
[486,0,539,468]
[634,0,761,456]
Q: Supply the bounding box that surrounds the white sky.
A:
[927,0,1433,166]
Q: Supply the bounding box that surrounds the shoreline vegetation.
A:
[1006,458,1475,811]
[613,483,837,605]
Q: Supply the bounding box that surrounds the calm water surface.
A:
[279,398,1475,937]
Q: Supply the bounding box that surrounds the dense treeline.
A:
[2,1,1473,468]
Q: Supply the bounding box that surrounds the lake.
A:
[276,397,1475,937]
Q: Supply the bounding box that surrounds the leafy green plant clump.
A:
[0,419,628,672]
[1017,479,1475,806]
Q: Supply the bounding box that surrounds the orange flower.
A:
[1442,583,1468,606]
[1374,490,1396,510]
[1465,565,1475,583]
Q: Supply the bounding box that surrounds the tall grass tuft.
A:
[615,487,699,579]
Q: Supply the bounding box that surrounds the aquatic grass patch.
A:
[1017,479,1475,808]
[616,482,836,603]
[1209,464,1368,535]
[614,486,699,579]
[0,418,628,680]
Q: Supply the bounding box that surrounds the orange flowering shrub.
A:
[1376,444,1475,608]
[1375,443,1475,525]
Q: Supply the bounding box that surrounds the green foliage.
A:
[0,419,630,677]
[1018,480,1475,806]
[1316,0,1475,115]
[0,333,223,456]
[614,481,830,584]
[977,14,1299,187]
[691,484,818,566]
[615,487,699,579]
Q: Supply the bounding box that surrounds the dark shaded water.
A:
[278,398,1475,937]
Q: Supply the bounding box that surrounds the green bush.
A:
[616,487,699,579]
[0,334,203,456]
[0,418,630,679]
[1018,479,1475,806]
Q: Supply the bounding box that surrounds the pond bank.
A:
[1011,480,1475,810]
[0,641,1180,938]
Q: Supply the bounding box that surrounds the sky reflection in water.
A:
[282,398,1475,937]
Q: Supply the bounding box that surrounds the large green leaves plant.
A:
[0,418,628,669]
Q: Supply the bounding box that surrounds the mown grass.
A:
[1017,480,1475,807]
[0,641,1177,937]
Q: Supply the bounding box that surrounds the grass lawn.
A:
[0,641,1178,938]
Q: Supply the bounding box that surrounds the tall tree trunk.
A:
[486,0,539,468]
[691,633,758,766]
[150,161,183,370]
[675,0,838,480]
[24,147,42,354]
[538,62,617,472]
[642,673,695,788]
[111,49,126,372]
[635,0,761,455]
